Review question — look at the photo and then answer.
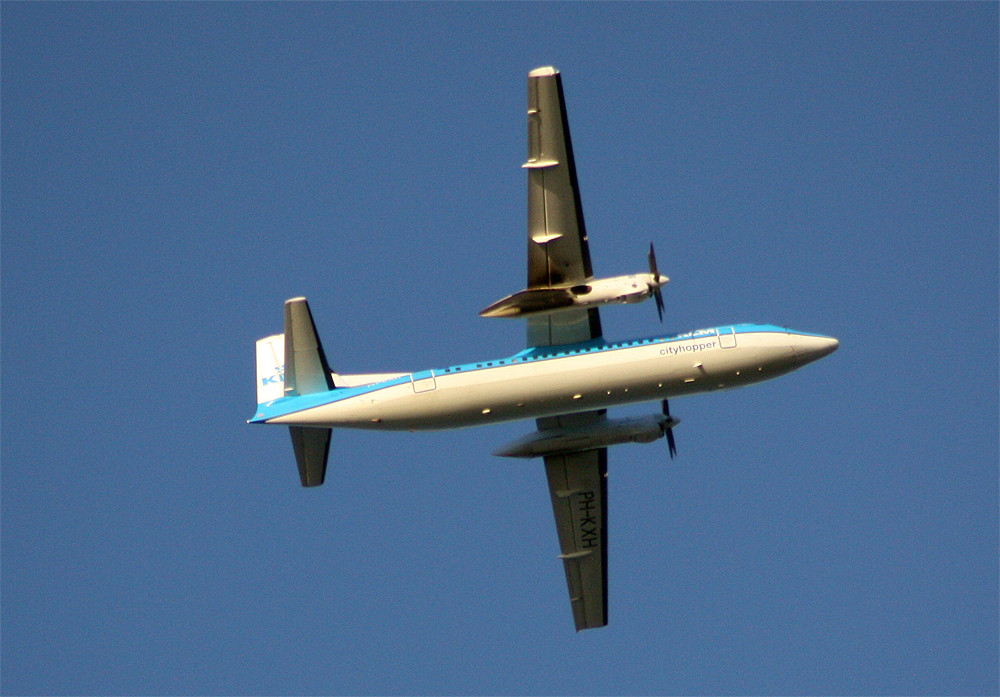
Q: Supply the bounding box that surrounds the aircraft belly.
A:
[424,352,670,427]
[271,332,799,430]
[342,347,725,428]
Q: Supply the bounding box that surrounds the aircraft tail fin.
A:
[255,333,286,404]
[252,298,336,487]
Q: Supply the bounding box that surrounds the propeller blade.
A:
[648,242,665,323]
[662,399,677,459]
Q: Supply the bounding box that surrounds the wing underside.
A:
[524,68,610,630]
[543,440,608,631]
[524,66,602,348]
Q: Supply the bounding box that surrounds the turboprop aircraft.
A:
[249,66,838,631]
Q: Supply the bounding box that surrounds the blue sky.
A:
[2,3,997,695]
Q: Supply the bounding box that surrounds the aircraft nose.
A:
[791,334,839,365]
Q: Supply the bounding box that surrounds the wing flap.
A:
[527,308,602,348]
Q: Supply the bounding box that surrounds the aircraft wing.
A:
[521,68,609,629]
[523,66,602,347]
[540,412,608,631]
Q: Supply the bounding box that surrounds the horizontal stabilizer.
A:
[283,298,334,487]
[284,297,335,396]
[290,426,331,487]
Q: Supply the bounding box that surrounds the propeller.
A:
[648,242,666,323]
[661,399,678,459]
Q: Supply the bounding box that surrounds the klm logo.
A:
[260,366,285,387]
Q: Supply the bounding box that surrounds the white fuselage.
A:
[252,325,838,431]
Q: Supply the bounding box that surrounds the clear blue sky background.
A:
[2,3,997,695]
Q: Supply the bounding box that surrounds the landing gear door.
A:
[718,326,737,349]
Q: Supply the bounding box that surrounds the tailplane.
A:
[282,297,333,487]
[252,297,334,487]
[289,426,331,488]
[283,297,334,397]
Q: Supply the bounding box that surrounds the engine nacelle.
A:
[493,413,679,458]
[480,272,668,318]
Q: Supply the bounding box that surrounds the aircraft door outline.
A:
[718,326,737,349]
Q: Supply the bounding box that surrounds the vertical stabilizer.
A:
[255,334,285,404]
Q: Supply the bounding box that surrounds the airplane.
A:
[249,66,839,631]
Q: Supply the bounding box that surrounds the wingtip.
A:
[529,66,559,78]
